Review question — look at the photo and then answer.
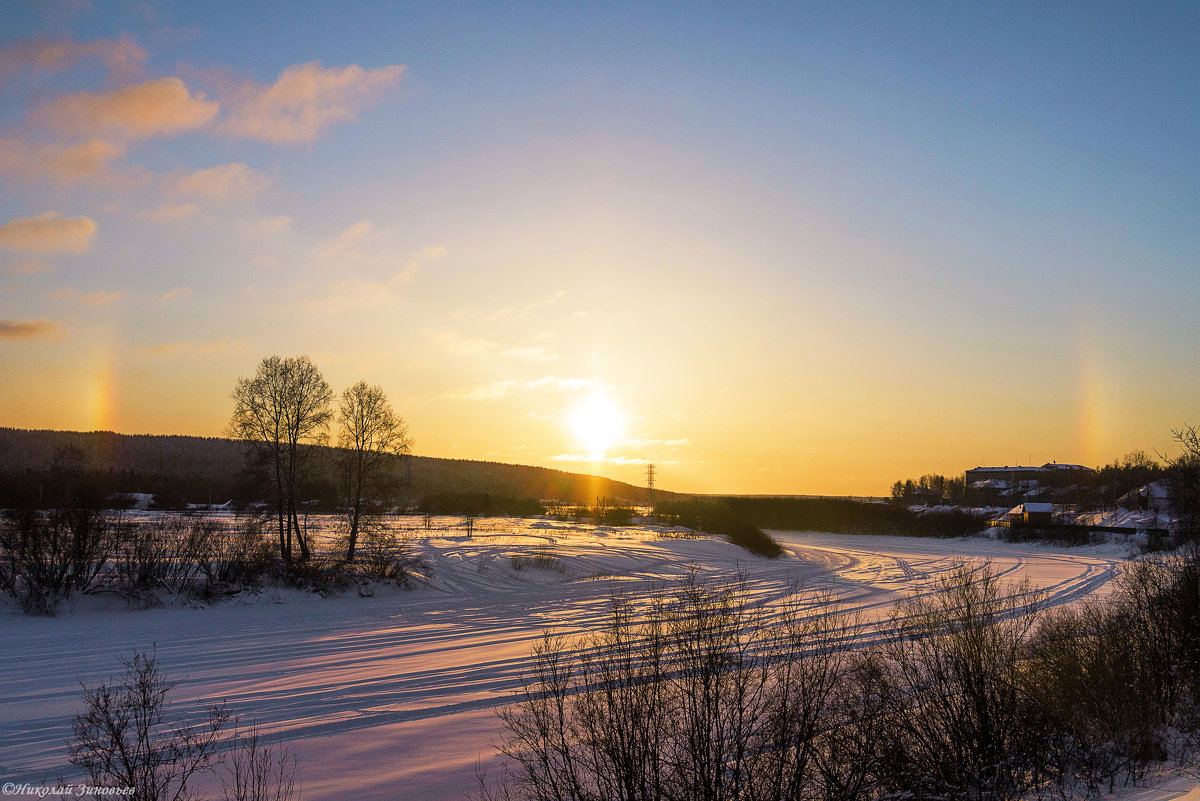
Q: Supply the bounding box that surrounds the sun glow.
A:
[568,393,626,459]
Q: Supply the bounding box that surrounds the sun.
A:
[568,393,625,459]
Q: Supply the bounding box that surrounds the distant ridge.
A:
[0,427,671,506]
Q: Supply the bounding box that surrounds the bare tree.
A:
[220,723,301,801]
[70,650,232,801]
[229,356,332,562]
[336,380,411,560]
[1169,424,1200,540]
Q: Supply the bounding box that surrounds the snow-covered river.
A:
[0,520,1129,799]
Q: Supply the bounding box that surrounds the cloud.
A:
[221,61,405,144]
[32,77,219,139]
[0,318,64,341]
[148,203,201,223]
[500,346,557,362]
[143,338,248,356]
[416,245,447,260]
[622,437,691,448]
[159,287,192,303]
[170,162,269,204]
[476,289,568,323]
[318,222,442,284]
[242,215,293,236]
[304,233,443,315]
[0,212,96,254]
[448,381,518,401]
[447,375,604,402]
[13,259,55,275]
[527,375,604,391]
[551,453,657,465]
[0,137,129,183]
[50,287,124,306]
[0,36,147,81]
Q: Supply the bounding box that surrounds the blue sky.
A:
[1,1,1197,493]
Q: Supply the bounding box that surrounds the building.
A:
[1008,502,1054,526]
[966,462,1095,488]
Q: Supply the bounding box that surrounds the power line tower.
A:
[646,463,656,513]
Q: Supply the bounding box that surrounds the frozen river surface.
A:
[0,520,1132,799]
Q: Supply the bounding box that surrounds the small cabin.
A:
[1008,502,1053,526]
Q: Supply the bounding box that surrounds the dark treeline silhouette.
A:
[0,427,672,510]
[418,491,545,518]
[712,495,983,538]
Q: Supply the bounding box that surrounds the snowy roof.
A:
[1021,502,1053,513]
[968,466,1042,473]
[969,463,1095,475]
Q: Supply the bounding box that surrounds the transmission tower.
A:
[646,463,656,512]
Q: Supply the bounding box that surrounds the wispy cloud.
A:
[241,215,293,236]
[447,375,605,402]
[148,203,201,223]
[0,36,146,81]
[622,437,691,448]
[0,212,96,254]
[32,77,219,139]
[527,375,602,391]
[12,259,55,275]
[143,338,248,356]
[500,346,557,362]
[221,61,405,144]
[170,162,269,204]
[0,318,64,341]
[0,137,132,184]
[50,287,124,306]
[474,289,568,323]
[448,380,518,401]
[159,287,192,303]
[551,453,660,465]
[319,222,436,275]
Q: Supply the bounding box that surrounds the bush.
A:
[350,523,427,587]
[70,650,301,801]
[0,505,120,614]
[483,577,853,801]
[872,562,1053,801]
[70,650,233,801]
[113,517,211,604]
[195,515,276,595]
[653,498,783,557]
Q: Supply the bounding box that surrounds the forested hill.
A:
[0,427,667,508]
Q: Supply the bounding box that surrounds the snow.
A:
[0,517,1192,800]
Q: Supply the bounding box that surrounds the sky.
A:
[0,1,1198,495]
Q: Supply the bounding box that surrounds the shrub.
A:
[70,650,232,801]
[70,650,301,801]
[351,523,427,586]
[196,515,276,595]
[0,505,121,614]
[653,498,783,557]
[483,577,853,801]
[872,562,1052,801]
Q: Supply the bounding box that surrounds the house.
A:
[1008,502,1054,526]
[966,462,1095,488]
